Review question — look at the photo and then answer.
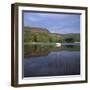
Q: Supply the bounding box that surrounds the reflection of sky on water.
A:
[24,51,80,77]
[24,44,80,77]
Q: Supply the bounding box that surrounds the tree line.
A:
[24,29,80,43]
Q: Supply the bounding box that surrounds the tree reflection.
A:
[24,44,80,58]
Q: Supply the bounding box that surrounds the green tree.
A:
[65,38,74,43]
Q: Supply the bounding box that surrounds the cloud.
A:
[25,13,68,21]
[24,12,43,22]
[28,16,41,21]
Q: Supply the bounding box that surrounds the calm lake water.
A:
[24,43,80,77]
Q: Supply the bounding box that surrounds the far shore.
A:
[24,42,56,45]
[24,42,80,46]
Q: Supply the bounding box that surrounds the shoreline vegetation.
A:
[24,27,80,44]
[24,42,80,58]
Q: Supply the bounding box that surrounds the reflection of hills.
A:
[24,44,80,58]
[25,51,50,58]
[24,45,50,58]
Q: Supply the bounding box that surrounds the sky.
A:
[23,11,80,34]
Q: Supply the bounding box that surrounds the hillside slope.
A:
[24,27,50,33]
[24,27,80,43]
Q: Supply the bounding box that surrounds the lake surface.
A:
[24,43,80,77]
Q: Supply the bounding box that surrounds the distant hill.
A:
[24,27,50,33]
[61,33,80,42]
[50,33,62,37]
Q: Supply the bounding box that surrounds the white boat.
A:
[56,43,61,47]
